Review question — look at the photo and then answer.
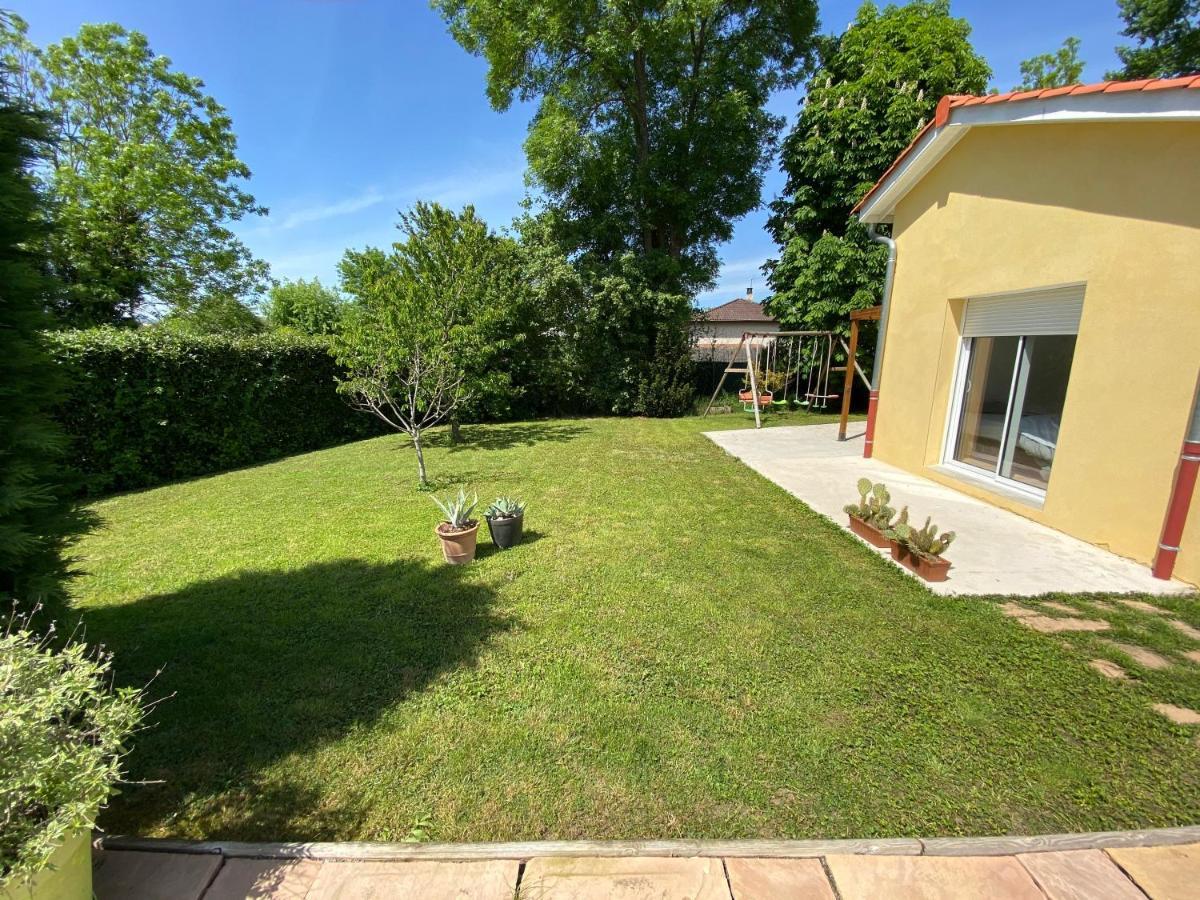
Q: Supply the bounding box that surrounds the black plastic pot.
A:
[486,512,524,550]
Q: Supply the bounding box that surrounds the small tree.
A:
[1015,37,1085,90]
[333,203,504,485]
[264,278,344,334]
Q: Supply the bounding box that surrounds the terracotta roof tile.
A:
[853,75,1200,216]
[699,298,776,323]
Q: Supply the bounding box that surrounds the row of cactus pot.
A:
[847,514,951,582]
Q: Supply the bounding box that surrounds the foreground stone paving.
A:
[91,839,1200,899]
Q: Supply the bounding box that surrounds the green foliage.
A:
[45,328,377,494]
[485,496,525,520]
[1016,37,1085,90]
[431,486,479,529]
[0,16,268,326]
[265,278,345,335]
[155,294,265,336]
[1,611,145,887]
[633,322,697,418]
[766,1,990,343]
[892,508,956,558]
[0,78,90,609]
[436,0,819,298]
[1110,0,1199,78]
[334,203,531,483]
[843,478,896,530]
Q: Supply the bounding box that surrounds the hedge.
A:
[46,328,382,494]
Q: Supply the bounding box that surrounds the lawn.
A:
[70,412,1200,843]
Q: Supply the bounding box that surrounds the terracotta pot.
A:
[890,542,951,582]
[847,514,892,549]
[436,521,479,565]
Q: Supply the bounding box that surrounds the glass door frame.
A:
[941,335,1049,502]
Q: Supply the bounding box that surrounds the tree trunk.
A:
[450,416,461,445]
[412,430,428,486]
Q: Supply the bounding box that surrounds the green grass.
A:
[69,411,1200,843]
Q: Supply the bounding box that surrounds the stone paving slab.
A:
[1015,850,1144,900]
[824,853,1045,899]
[305,859,518,899]
[522,856,731,899]
[203,858,321,899]
[1106,842,1200,900]
[93,850,221,900]
[724,857,836,899]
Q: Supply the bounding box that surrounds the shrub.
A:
[0,609,144,887]
[45,328,382,494]
[633,325,697,418]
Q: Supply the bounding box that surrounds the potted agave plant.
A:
[432,486,479,565]
[843,477,897,549]
[890,509,956,582]
[484,496,526,550]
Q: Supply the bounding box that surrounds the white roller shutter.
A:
[962,284,1084,337]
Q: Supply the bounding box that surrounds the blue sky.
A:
[18,1,1127,308]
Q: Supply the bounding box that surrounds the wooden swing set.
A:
[701,306,882,436]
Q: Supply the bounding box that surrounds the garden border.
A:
[96,825,1200,862]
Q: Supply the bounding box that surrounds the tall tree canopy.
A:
[433,0,818,295]
[765,0,989,339]
[1016,36,1085,90]
[1110,0,1199,78]
[1,16,268,327]
[0,47,90,610]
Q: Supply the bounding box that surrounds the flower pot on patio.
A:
[486,511,524,550]
[891,542,951,582]
[0,828,92,900]
[436,522,479,565]
[847,514,891,549]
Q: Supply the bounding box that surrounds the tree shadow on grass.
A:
[78,558,513,840]
[424,420,588,453]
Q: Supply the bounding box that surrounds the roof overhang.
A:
[854,78,1200,225]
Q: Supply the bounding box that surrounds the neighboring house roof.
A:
[698,298,776,323]
[854,75,1200,224]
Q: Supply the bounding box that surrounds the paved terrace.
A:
[93,829,1200,898]
[704,423,1194,597]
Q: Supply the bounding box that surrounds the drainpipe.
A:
[1152,369,1200,580]
[863,223,896,459]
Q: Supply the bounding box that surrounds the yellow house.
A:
[853,77,1200,587]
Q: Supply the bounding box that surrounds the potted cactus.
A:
[432,487,480,565]
[890,509,956,582]
[484,496,526,550]
[843,478,897,549]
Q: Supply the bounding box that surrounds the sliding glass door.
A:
[951,333,1076,492]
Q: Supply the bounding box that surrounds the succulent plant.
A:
[892,512,955,558]
[485,496,525,519]
[843,478,897,531]
[431,486,478,530]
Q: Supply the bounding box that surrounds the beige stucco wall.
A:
[873,121,1200,586]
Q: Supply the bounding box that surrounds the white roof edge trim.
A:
[855,89,1200,224]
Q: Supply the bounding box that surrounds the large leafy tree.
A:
[1110,0,1199,78]
[765,1,989,342]
[0,49,90,611]
[1016,37,1085,90]
[2,17,268,326]
[435,0,818,296]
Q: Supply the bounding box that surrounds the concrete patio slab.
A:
[93,849,221,900]
[1015,849,1145,900]
[521,856,731,899]
[1106,842,1200,900]
[724,857,836,899]
[305,859,518,899]
[704,423,1194,597]
[203,858,321,899]
[825,853,1044,899]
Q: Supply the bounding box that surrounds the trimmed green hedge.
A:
[46,329,381,494]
